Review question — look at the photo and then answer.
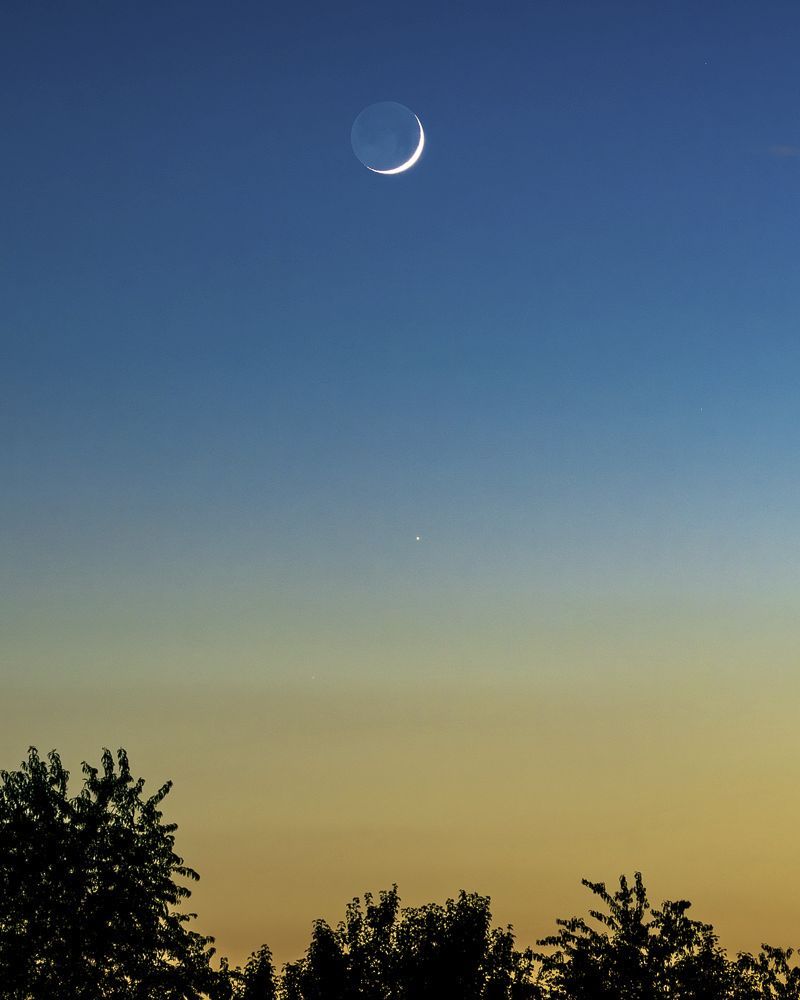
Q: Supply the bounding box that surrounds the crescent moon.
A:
[367,115,425,175]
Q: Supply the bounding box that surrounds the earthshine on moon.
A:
[351,101,425,175]
[367,117,424,174]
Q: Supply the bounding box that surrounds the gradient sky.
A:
[3,0,800,968]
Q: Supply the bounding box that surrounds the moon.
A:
[367,117,424,175]
[351,102,425,175]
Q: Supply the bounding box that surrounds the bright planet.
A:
[350,101,424,174]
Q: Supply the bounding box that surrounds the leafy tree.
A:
[5,745,800,1000]
[287,918,348,1000]
[483,925,537,1000]
[393,891,495,999]
[733,944,800,999]
[338,885,400,998]
[243,945,278,999]
[279,959,306,1000]
[533,872,740,1000]
[0,747,222,999]
[282,886,536,999]
[223,944,277,1000]
[647,896,734,998]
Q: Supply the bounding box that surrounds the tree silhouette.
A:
[531,871,800,1000]
[223,945,277,1000]
[3,746,800,998]
[280,885,536,999]
[0,747,222,999]
[733,944,800,999]
[284,918,349,1000]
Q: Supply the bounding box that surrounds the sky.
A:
[2,0,800,968]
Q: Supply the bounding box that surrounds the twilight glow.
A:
[2,0,800,971]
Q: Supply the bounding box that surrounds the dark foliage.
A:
[2,748,799,999]
[0,747,221,999]
[532,873,800,1000]
[732,944,800,999]
[280,885,536,1000]
[220,945,277,1000]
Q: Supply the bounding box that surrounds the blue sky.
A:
[3,0,800,605]
[3,1,800,961]
[4,1,800,624]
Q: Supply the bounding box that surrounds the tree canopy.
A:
[280,885,536,1000]
[1,747,798,999]
[0,747,224,999]
[532,872,800,999]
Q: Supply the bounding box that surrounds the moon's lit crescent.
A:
[367,115,424,175]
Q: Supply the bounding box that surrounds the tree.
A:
[282,886,537,999]
[393,891,495,999]
[0,747,222,999]
[532,872,735,1000]
[288,919,348,1000]
[228,944,277,1000]
[733,944,800,999]
[5,745,799,1000]
[483,925,537,1000]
